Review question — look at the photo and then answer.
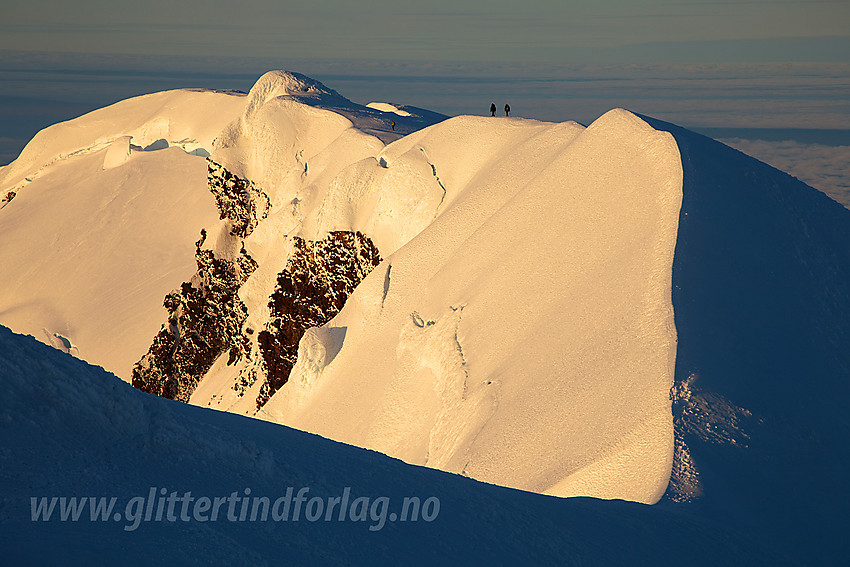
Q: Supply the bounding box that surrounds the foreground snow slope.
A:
[0,326,783,565]
[262,108,683,504]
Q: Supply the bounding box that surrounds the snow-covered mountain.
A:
[2,70,849,562]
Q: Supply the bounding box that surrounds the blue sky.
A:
[2,0,848,64]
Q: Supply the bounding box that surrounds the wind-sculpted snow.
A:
[0,88,245,197]
[263,108,684,505]
[211,70,448,205]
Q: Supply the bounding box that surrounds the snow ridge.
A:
[264,108,683,504]
[0,72,682,507]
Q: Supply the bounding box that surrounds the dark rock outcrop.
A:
[132,160,381,410]
[207,159,270,238]
[131,232,257,401]
[132,160,269,401]
[256,231,381,408]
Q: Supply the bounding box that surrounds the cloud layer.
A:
[721,137,850,208]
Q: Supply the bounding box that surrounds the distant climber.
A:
[391,120,396,131]
[505,104,510,117]
[490,103,496,117]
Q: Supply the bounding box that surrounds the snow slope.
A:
[0,325,785,565]
[0,89,247,378]
[644,116,850,563]
[0,144,220,377]
[261,108,683,504]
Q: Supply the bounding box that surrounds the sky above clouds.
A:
[2,0,848,64]
[2,0,849,196]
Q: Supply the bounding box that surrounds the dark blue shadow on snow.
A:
[643,114,850,564]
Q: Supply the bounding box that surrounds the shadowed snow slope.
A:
[643,116,850,564]
[0,326,786,565]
